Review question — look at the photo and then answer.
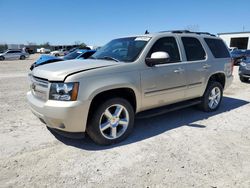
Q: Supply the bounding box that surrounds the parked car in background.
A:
[231,49,250,65]
[37,48,51,54]
[239,58,250,83]
[30,49,96,70]
[0,49,29,60]
[64,46,92,55]
[50,49,67,56]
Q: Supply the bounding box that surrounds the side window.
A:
[182,37,206,61]
[147,37,180,62]
[204,38,230,58]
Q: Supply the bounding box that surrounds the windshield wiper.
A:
[99,56,120,62]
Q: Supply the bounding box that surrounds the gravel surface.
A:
[0,54,250,188]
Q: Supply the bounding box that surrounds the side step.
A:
[136,98,201,119]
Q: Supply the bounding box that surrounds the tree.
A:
[74,41,87,48]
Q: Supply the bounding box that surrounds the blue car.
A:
[30,49,96,70]
[231,49,250,65]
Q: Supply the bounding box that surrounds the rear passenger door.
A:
[180,37,208,99]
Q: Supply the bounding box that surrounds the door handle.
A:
[174,68,184,73]
[203,64,211,69]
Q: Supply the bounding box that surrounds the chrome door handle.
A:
[174,68,184,73]
[203,64,211,69]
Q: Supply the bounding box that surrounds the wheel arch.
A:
[88,87,138,115]
[207,72,226,88]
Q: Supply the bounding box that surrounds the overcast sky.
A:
[0,0,249,46]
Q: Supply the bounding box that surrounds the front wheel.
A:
[199,81,223,112]
[87,98,134,145]
[0,56,5,61]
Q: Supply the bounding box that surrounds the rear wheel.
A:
[240,76,249,83]
[87,98,134,145]
[20,55,25,60]
[0,56,5,61]
[199,81,223,112]
[55,54,59,57]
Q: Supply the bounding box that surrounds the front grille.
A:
[29,75,49,101]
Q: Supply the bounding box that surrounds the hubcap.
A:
[208,87,221,109]
[99,104,129,140]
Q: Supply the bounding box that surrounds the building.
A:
[218,31,250,50]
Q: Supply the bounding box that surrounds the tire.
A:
[240,76,249,83]
[0,56,5,61]
[55,54,59,57]
[199,81,223,112]
[87,98,135,145]
[20,55,25,60]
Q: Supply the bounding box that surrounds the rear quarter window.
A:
[204,38,230,58]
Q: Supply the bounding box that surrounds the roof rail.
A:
[160,30,216,37]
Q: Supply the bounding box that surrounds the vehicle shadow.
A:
[49,96,249,150]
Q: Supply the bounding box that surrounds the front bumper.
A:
[27,91,91,132]
[239,66,250,78]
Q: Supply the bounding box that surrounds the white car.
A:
[37,48,51,54]
[50,49,66,56]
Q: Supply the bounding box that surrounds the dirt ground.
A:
[0,54,250,188]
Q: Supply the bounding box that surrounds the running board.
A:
[136,99,201,119]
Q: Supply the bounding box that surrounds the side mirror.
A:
[145,52,170,67]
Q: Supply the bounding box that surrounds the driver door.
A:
[140,37,187,110]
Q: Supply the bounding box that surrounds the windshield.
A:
[63,50,84,60]
[91,37,150,62]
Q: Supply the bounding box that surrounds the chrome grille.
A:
[29,75,49,101]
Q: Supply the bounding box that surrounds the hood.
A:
[32,59,119,81]
[35,55,62,65]
[30,55,63,70]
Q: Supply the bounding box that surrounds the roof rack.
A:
[160,30,216,37]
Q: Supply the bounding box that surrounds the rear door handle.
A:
[174,68,184,73]
[203,64,211,69]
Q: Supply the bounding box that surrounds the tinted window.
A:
[205,38,230,58]
[147,37,180,62]
[182,37,206,61]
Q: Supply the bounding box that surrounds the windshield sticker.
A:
[135,37,151,41]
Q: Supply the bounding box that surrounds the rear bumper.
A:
[27,91,91,132]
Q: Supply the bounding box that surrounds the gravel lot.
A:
[0,54,250,188]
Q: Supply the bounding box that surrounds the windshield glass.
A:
[63,50,84,60]
[91,37,150,62]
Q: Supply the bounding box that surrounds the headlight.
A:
[240,62,246,66]
[49,82,79,101]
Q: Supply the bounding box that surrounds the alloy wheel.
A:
[99,104,129,140]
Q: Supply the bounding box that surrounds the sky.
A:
[0,0,250,46]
